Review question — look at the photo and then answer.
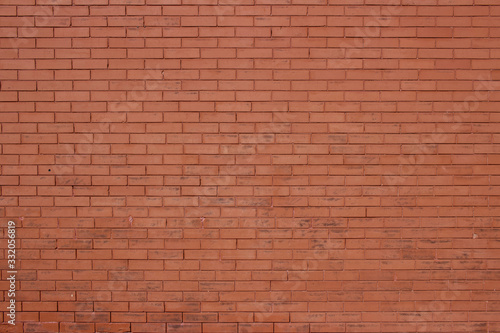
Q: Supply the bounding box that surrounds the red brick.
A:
[1,1,499,331]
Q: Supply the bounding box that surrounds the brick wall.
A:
[1,0,500,332]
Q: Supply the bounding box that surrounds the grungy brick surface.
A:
[1,0,500,332]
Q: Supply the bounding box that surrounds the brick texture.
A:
[1,0,500,332]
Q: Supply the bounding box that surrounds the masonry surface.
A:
[1,0,500,332]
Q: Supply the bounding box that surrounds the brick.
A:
[1,1,499,331]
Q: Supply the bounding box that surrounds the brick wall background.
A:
[1,0,500,332]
